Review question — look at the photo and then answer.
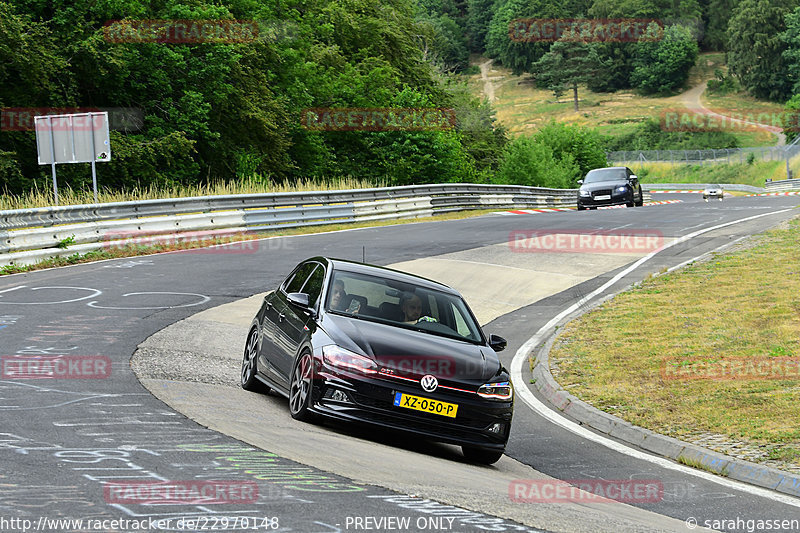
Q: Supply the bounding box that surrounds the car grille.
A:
[592,189,612,197]
[350,392,490,430]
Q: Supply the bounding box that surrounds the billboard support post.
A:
[89,115,99,203]
[47,116,59,205]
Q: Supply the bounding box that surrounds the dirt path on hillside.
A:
[678,81,786,146]
[480,58,504,103]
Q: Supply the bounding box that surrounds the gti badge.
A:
[420,374,438,392]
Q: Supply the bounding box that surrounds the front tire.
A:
[289,352,315,421]
[241,327,264,392]
[462,446,504,465]
[635,188,644,206]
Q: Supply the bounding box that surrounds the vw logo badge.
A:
[420,374,438,392]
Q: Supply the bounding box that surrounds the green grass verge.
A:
[548,218,800,470]
[628,160,795,188]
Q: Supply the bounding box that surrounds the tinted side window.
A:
[283,263,315,294]
[300,265,325,307]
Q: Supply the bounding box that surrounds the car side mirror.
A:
[630,175,637,181]
[287,293,315,316]
[489,334,507,352]
[577,180,584,185]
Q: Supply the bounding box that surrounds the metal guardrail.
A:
[0,184,581,266]
[644,183,765,193]
[0,184,576,231]
[607,146,800,165]
[764,179,800,192]
[644,181,800,192]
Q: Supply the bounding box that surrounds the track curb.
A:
[529,318,800,499]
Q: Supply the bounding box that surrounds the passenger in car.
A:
[329,280,349,311]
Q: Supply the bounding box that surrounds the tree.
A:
[486,0,566,75]
[727,0,795,101]
[466,0,496,52]
[495,134,579,187]
[781,94,800,144]
[531,36,608,111]
[534,121,607,176]
[631,24,698,94]
[589,0,701,20]
[701,0,740,50]
[781,6,800,97]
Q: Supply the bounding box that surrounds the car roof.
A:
[587,166,627,172]
[315,257,460,295]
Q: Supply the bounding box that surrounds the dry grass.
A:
[549,218,800,468]
[0,177,387,211]
[469,52,779,147]
[484,64,672,137]
[626,160,792,188]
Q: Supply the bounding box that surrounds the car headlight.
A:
[616,186,628,193]
[579,190,591,197]
[477,381,513,401]
[322,345,377,375]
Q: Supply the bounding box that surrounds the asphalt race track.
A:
[0,193,798,533]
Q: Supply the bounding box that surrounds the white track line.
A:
[510,208,800,506]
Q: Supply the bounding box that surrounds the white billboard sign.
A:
[33,112,111,205]
[35,112,111,164]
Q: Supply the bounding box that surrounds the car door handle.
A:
[278,313,285,322]
[264,301,272,311]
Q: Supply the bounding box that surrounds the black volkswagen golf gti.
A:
[577,166,644,210]
[241,257,513,464]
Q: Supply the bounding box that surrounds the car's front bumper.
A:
[578,191,633,208]
[309,363,513,450]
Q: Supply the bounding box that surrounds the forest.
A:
[1,0,799,194]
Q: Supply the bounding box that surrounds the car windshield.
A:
[584,168,627,183]
[325,270,484,344]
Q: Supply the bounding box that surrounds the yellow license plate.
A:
[393,392,458,418]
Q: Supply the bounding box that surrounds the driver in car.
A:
[400,292,436,324]
[329,280,349,311]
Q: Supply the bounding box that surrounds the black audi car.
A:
[241,257,513,464]
[577,166,644,210]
